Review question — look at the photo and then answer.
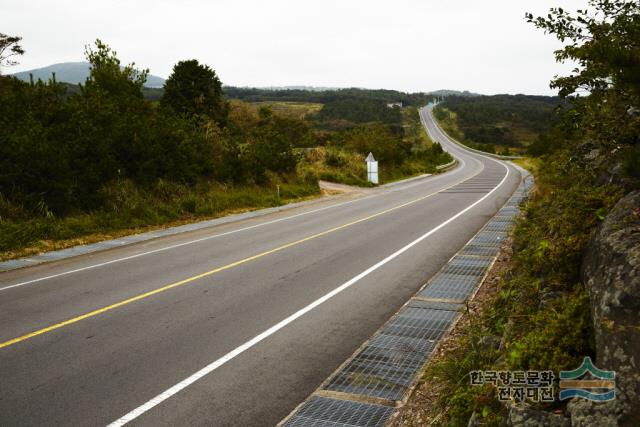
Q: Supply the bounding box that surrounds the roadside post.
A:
[366,152,378,184]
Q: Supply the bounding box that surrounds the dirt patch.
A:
[319,180,371,195]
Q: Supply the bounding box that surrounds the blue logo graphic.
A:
[559,357,616,402]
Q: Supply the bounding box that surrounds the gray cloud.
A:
[4,0,587,95]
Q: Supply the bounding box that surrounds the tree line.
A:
[435,94,566,150]
[224,86,433,107]
[0,40,306,216]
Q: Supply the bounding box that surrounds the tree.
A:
[526,0,640,103]
[240,107,300,182]
[161,59,228,124]
[343,123,410,164]
[527,0,639,177]
[82,39,148,98]
[0,33,25,72]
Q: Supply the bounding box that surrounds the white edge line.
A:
[107,160,510,426]
[0,136,471,292]
[1,106,470,292]
[0,197,372,291]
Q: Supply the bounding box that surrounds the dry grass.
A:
[251,101,323,119]
[512,157,541,174]
[0,181,320,261]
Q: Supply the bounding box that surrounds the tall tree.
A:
[0,33,25,73]
[82,39,148,98]
[526,0,640,102]
[161,59,228,124]
[527,0,640,178]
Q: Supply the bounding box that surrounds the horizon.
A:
[5,0,589,96]
[9,61,561,98]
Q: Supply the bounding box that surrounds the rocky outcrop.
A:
[568,190,640,426]
[572,142,637,191]
[506,403,570,427]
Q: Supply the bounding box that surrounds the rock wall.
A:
[568,190,640,426]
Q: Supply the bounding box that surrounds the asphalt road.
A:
[0,106,522,426]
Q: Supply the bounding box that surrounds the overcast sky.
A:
[5,0,589,95]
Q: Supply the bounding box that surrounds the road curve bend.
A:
[0,105,522,426]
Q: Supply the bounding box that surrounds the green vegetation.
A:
[433,107,466,145]
[0,40,452,260]
[434,94,565,155]
[249,101,323,119]
[423,1,639,424]
[314,98,402,127]
[226,87,430,133]
[0,179,318,260]
[298,108,451,186]
[236,91,452,183]
[0,41,314,258]
[428,161,622,426]
[402,106,433,148]
[227,85,452,185]
[9,62,166,88]
[0,32,24,70]
[161,59,228,124]
[224,86,432,107]
[298,148,370,187]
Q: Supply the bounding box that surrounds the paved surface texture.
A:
[0,105,523,426]
[280,159,534,427]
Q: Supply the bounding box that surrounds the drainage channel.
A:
[278,170,534,427]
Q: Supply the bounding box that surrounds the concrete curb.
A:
[0,165,459,273]
[436,158,458,171]
[0,195,343,273]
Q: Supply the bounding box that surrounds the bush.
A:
[343,123,411,164]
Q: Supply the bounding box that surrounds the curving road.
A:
[0,105,522,426]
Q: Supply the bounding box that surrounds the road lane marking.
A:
[0,106,473,292]
[0,155,474,293]
[0,165,486,350]
[0,197,369,292]
[107,160,511,426]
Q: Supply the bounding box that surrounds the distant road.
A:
[0,105,522,426]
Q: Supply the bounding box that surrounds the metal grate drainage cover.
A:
[468,233,507,249]
[323,304,458,400]
[418,273,479,301]
[282,396,394,427]
[280,168,533,426]
[483,221,513,232]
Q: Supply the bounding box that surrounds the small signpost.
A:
[366,152,378,184]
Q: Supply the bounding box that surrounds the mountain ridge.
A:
[10,61,166,88]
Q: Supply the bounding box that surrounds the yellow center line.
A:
[0,166,483,350]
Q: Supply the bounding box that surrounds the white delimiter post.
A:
[366,152,378,184]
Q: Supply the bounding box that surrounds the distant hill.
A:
[11,62,166,88]
[250,86,341,92]
[224,87,433,106]
[428,89,482,97]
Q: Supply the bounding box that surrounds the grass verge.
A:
[0,177,319,261]
[393,154,623,425]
